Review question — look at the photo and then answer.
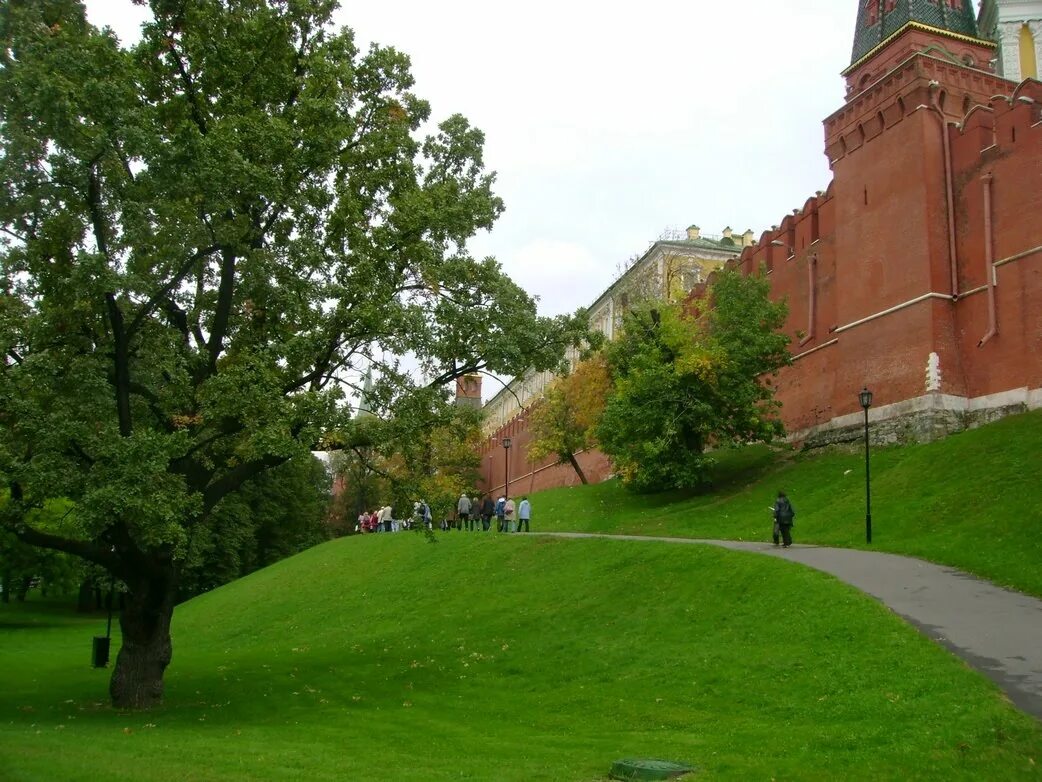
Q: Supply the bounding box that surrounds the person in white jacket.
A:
[517,497,531,533]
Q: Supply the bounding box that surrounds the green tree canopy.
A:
[528,353,612,484]
[179,454,332,598]
[597,269,790,492]
[0,0,591,708]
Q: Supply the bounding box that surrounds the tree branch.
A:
[476,369,529,413]
[105,293,133,437]
[12,523,124,572]
[86,157,111,260]
[68,439,96,466]
[127,382,173,431]
[207,247,237,373]
[167,41,209,136]
[201,454,288,514]
[426,362,484,390]
[171,423,241,468]
[127,245,219,336]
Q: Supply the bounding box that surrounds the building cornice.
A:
[843,20,996,77]
[828,50,1014,131]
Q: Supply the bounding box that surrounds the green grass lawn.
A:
[531,409,1042,597]
[3,533,1042,780]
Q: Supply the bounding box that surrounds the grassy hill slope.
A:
[3,533,1042,780]
[531,409,1042,596]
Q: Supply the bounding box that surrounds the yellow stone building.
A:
[979,0,1042,81]
[481,225,752,435]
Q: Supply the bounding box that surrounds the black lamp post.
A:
[502,437,512,501]
[92,550,116,668]
[859,387,873,544]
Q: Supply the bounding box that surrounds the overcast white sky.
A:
[84,1,887,401]
[82,0,872,315]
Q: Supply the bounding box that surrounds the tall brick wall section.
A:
[477,407,612,499]
[476,70,1041,492]
[761,67,1042,432]
[951,81,1042,400]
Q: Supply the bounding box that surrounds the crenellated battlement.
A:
[949,78,1042,160]
[988,79,1042,145]
[826,50,1016,166]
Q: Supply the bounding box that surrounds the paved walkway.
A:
[536,532,1042,720]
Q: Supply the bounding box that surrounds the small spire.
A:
[356,367,375,419]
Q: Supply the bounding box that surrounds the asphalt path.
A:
[534,531,1042,721]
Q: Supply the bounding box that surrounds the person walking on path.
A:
[457,493,473,531]
[773,491,795,547]
[495,497,506,531]
[517,497,531,533]
[481,496,495,531]
[504,497,516,532]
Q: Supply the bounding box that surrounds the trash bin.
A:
[92,636,110,668]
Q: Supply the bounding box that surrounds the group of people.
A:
[456,493,532,533]
[356,505,412,534]
[354,493,533,534]
[357,491,789,546]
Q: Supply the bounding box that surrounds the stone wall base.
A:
[791,387,1042,448]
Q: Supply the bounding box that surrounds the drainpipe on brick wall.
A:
[979,172,998,347]
[929,84,960,299]
[798,254,817,347]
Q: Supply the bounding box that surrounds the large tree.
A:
[597,269,790,492]
[0,0,589,708]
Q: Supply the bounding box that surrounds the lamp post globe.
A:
[859,387,873,544]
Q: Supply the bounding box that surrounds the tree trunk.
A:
[16,575,30,602]
[567,453,589,485]
[109,570,176,710]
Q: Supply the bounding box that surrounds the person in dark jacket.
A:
[480,496,495,531]
[773,491,796,547]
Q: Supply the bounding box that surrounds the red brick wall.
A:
[762,67,1042,431]
[477,409,612,497]
[950,81,1042,400]
[477,66,1042,487]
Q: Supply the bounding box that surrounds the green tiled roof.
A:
[850,0,981,67]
